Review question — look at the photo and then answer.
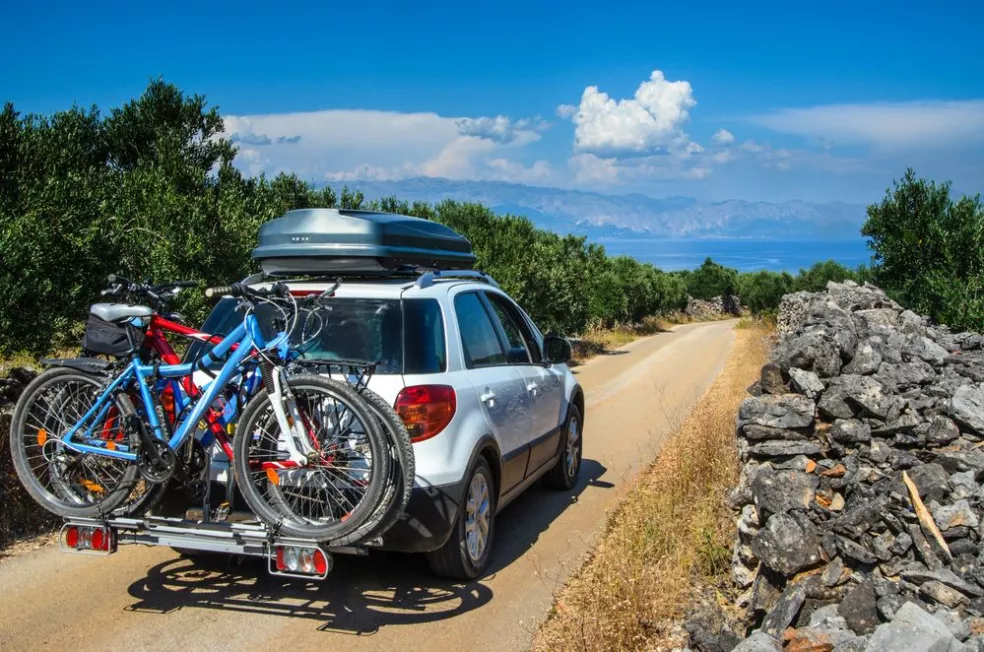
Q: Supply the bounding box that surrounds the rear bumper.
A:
[376,479,465,553]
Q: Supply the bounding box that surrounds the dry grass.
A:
[534,323,771,652]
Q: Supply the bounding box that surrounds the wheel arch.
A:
[471,434,502,500]
[570,384,585,428]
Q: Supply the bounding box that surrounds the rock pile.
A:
[687,294,743,320]
[725,281,984,651]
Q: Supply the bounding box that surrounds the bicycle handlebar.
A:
[205,282,291,301]
[204,285,233,299]
[105,275,197,296]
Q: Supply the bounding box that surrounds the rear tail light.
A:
[395,385,456,443]
[271,545,330,578]
[61,524,115,554]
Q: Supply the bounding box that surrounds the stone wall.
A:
[722,281,984,651]
[686,294,743,320]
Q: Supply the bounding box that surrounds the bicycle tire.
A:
[231,374,389,541]
[325,386,415,546]
[10,367,140,518]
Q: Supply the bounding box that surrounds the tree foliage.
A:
[686,258,739,300]
[862,169,984,331]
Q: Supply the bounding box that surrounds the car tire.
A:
[425,457,496,581]
[542,404,583,491]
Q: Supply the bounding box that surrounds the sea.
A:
[596,238,872,273]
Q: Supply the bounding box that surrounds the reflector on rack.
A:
[269,544,331,579]
[59,523,116,555]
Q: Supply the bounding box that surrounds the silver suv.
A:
[197,271,585,579]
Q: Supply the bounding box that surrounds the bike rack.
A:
[61,515,369,563]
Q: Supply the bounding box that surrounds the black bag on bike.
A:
[81,314,145,357]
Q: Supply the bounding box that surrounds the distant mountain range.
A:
[344,178,867,240]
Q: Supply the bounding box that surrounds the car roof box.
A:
[251,208,476,276]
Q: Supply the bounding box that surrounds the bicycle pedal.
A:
[211,502,231,522]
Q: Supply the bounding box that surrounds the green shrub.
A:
[862,170,984,331]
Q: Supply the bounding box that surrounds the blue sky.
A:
[3,0,983,203]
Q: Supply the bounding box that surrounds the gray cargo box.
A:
[251,208,475,276]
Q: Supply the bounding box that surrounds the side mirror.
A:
[543,335,572,365]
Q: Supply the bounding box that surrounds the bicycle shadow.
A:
[123,458,609,634]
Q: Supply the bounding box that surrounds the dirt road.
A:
[0,320,737,652]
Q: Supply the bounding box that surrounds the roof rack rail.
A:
[415,270,500,289]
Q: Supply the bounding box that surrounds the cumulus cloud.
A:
[221,109,545,182]
[563,70,697,157]
[750,100,984,149]
[712,129,735,145]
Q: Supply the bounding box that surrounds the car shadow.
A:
[124,458,610,634]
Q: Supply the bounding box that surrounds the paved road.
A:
[0,320,737,652]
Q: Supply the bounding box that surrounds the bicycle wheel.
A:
[10,367,141,518]
[343,387,415,545]
[232,374,389,541]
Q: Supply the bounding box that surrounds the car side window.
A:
[485,293,540,364]
[454,292,507,368]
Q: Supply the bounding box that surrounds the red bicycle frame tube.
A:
[144,314,237,459]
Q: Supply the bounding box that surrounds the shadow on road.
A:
[124,458,610,634]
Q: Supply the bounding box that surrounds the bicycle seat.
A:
[90,303,154,322]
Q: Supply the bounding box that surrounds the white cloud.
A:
[455,115,547,144]
[750,100,984,149]
[222,109,545,183]
[712,129,735,145]
[712,149,732,164]
[556,104,577,119]
[569,153,621,184]
[485,158,552,183]
[564,70,697,157]
[324,163,413,182]
[236,148,266,176]
[420,136,498,178]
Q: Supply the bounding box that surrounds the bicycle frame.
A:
[144,313,244,459]
[62,317,266,462]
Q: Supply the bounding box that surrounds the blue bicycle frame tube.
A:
[61,315,272,461]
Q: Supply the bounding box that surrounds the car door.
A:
[484,292,565,473]
[452,291,533,493]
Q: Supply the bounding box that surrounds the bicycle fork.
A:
[264,364,316,464]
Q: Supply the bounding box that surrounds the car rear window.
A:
[187,296,445,375]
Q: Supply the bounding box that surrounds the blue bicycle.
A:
[10,282,390,541]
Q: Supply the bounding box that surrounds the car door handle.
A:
[480,390,496,405]
[526,381,538,393]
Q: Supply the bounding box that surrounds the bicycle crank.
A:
[138,439,177,484]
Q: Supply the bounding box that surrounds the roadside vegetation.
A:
[0,80,693,358]
[534,321,772,652]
